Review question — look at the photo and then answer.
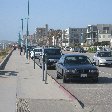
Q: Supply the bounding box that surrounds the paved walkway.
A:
[0,49,83,112]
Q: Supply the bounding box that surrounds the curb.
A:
[47,73,84,109]
[0,49,14,70]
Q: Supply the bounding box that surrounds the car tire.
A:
[56,72,60,79]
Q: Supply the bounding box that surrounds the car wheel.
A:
[56,72,60,79]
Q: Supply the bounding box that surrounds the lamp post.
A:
[21,19,23,47]
[25,0,30,59]
[21,19,23,37]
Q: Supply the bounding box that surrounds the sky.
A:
[0,0,112,41]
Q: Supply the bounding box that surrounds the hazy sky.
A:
[0,0,112,41]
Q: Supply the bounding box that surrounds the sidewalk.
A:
[0,49,83,112]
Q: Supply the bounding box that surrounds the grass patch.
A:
[0,48,12,63]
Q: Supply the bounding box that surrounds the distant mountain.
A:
[0,40,16,44]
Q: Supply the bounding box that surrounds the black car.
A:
[39,47,62,68]
[56,54,99,83]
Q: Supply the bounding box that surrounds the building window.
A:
[103,35,105,38]
[103,27,109,33]
[103,27,109,30]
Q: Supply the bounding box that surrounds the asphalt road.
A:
[35,51,112,112]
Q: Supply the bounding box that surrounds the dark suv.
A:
[39,47,62,68]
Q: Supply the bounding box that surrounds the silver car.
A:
[93,51,112,66]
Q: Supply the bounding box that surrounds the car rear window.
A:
[34,49,42,52]
[98,52,111,57]
[65,56,91,65]
[44,49,61,55]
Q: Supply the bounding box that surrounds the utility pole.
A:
[21,19,23,48]
[26,0,30,59]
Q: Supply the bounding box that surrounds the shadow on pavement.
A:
[60,77,112,84]
[0,70,18,77]
[98,77,112,84]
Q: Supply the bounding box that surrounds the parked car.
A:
[63,46,71,51]
[30,47,42,59]
[73,47,80,52]
[27,45,37,52]
[39,47,62,68]
[56,54,99,83]
[93,51,112,66]
[78,48,86,53]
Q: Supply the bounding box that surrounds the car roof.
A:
[96,51,111,53]
[34,47,42,49]
[43,48,61,50]
[64,54,87,57]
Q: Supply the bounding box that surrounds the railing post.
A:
[34,50,35,69]
[42,53,45,81]
[45,53,48,84]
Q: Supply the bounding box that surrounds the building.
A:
[35,24,48,46]
[97,24,112,44]
[47,29,62,47]
[62,27,87,47]
[86,24,112,46]
[86,25,98,46]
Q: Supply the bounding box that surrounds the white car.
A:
[93,51,112,66]
[30,47,42,59]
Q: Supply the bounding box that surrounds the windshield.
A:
[98,52,111,57]
[34,49,42,52]
[44,49,61,55]
[64,56,91,65]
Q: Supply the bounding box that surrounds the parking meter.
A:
[42,53,45,81]
[34,50,35,69]
[45,53,48,84]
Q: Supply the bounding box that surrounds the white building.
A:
[62,29,70,47]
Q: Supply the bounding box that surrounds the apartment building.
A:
[86,24,112,46]
[36,24,48,38]
[97,24,112,43]
[86,25,98,46]
[62,27,87,47]
[35,24,48,46]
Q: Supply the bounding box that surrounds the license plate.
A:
[81,74,87,77]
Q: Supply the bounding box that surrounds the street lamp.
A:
[21,19,23,36]
[25,0,30,59]
[25,18,29,36]
[21,19,24,47]
[25,17,29,59]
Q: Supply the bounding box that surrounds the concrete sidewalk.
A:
[0,49,83,112]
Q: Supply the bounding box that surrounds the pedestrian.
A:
[28,50,31,60]
[20,47,23,55]
[23,45,26,55]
